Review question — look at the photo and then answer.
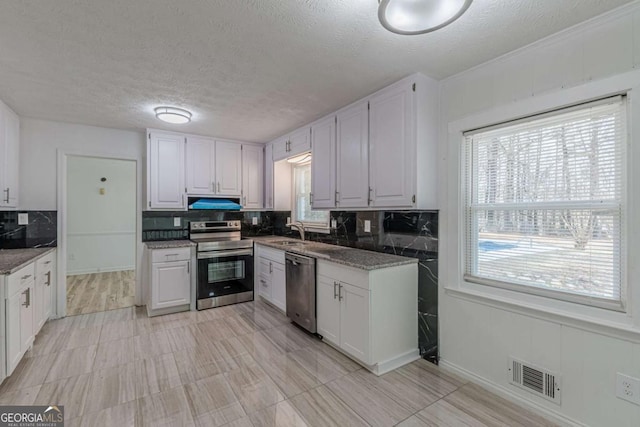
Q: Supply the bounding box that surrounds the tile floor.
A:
[66,270,136,316]
[0,300,557,426]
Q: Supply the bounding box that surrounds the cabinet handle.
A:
[310,193,313,205]
[165,253,179,257]
[269,262,273,274]
[46,271,51,287]
[212,182,215,192]
[22,288,30,307]
[338,283,343,301]
[217,182,220,193]
[368,187,373,205]
[44,261,51,265]
[3,188,9,203]
[187,262,190,274]
[21,274,32,280]
[333,281,338,299]
[335,191,339,205]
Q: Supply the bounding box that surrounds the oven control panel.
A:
[190,221,241,231]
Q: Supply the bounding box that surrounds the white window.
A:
[292,162,330,229]
[463,96,626,310]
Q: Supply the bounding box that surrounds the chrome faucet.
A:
[286,221,306,241]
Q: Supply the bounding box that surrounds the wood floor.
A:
[66,270,135,316]
[0,300,558,427]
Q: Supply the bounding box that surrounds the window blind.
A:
[463,96,626,309]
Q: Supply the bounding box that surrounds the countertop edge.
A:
[144,240,197,249]
[0,247,57,275]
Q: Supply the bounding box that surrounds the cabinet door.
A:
[270,261,286,312]
[148,132,186,209]
[264,144,274,209]
[186,137,216,195]
[311,116,336,209]
[271,137,289,162]
[242,145,264,209]
[151,261,190,310]
[20,284,34,353]
[6,291,22,375]
[316,275,340,346]
[369,83,414,207]
[33,274,44,333]
[257,258,271,300]
[43,269,53,323]
[2,108,19,207]
[215,140,242,196]
[336,102,369,208]
[289,127,311,156]
[339,282,370,364]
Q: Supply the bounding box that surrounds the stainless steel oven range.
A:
[190,221,254,310]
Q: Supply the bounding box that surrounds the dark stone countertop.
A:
[0,248,56,275]
[145,240,197,250]
[252,236,417,271]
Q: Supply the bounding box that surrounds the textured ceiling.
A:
[0,0,633,142]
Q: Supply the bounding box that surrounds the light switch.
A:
[252,217,258,225]
[18,213,28,225]
[173,217,181,227]
[364,220,371,233]
[331,219,337,229]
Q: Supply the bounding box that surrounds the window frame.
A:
[291,161,330,232]
[461,96,628,312]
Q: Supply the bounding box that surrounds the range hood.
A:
[188,198,242,210]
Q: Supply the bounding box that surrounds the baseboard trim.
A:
[371,349,421,376]
[439,359,585,427]
[67,266,135,276]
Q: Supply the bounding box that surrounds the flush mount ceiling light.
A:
[287,153,312,164]
[378,0,472,35]
[154,106,192,124]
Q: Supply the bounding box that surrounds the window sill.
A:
[444,285,640,344]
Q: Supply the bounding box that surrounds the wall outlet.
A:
[616,373,640,405]
[173,217,181,227]
[364,220,371,233]
[17,213,28,225]
[252,217,258,225]
[331,219,337,229]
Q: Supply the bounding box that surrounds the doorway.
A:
[65,156,136,316]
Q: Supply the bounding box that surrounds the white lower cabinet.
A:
[5,262,36,376]
[34,252,55,332]
[254,245,286,312]
[146,246,192,316]
[316,259,418,375]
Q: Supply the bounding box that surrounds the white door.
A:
[336,102,369,208]
[270,261,286,312]
[288,127,311,156]
[311,116,336,209]
[186,137,216,195]
[3,108,19,207]
[151,261,190,310]
[242,145,264,209]
[317,275,340,346]
[215,141,242,196]
[339,282,370,364]
[148,132,186,209]
[264,144,274,209]
[6,290,22,374]
[20,284,34,353]
[369,83,414,207]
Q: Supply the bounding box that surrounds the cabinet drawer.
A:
[7,263,35,298]
[317,260,369,290]
[255,245,285,264]
[36,252,55,274]
[151,247,191,263]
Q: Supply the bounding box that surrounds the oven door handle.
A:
[197,249,254,259]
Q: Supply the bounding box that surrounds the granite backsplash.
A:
[0,211,57,249]
[142,209,439,362]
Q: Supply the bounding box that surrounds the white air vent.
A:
[508,357,561,404]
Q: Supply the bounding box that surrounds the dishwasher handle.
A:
[285,252,314,265]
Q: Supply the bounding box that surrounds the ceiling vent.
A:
[508,357,561,405]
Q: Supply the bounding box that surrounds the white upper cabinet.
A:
[272,126,311,161]
[241,144,264,209]
[264,143,274,209]
[215,140,242,197]
[336,101,369,208]
[186,136,216,195]
[147,132,186,210]
[369,82,415,208]
[0,102,19,208]
[311,116,336,209]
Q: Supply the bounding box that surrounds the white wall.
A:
[66,156,136,275]
[438,3,640,426]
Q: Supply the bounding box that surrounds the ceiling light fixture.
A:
[154,106,192,124]
[287,153,312,164]
[378,0,472,35]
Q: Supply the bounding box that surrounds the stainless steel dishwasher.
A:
[285,252,317,334]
